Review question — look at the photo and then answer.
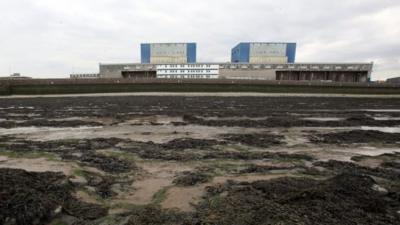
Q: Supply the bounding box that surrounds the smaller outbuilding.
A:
[0,73,32,80]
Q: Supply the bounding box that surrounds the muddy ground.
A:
[0,95,400,225]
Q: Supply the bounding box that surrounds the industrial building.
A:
[231,42,297,63]
[387,77,400,83]
[0,73,32,80]
[141,43,196,64]
[99,62,372,82]
[97,42,373,82]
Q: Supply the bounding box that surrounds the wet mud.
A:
[221,133,284,147]
[310,130,400,144]
[0,168,107,225]
[1,96,400,224]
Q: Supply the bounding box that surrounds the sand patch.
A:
[116,177,172,205]
[355,158,384,168]
[162,186,204,211]
[0,157,75,175]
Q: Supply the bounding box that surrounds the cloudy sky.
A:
[0,0,399,80]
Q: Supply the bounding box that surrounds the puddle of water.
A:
[302,147,400,162]
[199,116,269,121]
[120,115,184,126]
[374,117,400,121]
[364,109,400,112]
[0,107,34,110]
[7,113,40,117]
[302,117,344,122]
[304,149,356,162]
[50,117,88,122]
[49,117,120,126]
[0,126,103,137]
[361,126,400,133]
[5,124,267,143]
[351,148,400,157]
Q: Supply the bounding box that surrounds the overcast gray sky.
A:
[0,0,399,80]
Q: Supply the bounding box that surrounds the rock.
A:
[54,206,63,214]
[372,184,388,194]
[70,176,88,186]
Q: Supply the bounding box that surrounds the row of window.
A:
[158,75,216,79]
[71,74,99,78]
[162,64,212,68]
[153,51,185,55]
[159,70,213,73]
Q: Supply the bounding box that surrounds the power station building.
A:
[98,42,373,82]
[141,43,196,64]
[231,42,297,64]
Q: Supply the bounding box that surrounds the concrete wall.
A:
[100,64,157,79]
[220,69,276,80]
[249,56,288,64]
[276,71,369,83]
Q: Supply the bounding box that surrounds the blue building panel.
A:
[286,43,297,63]
[187,43,197,63]
[231,44,240,63]
[141,44,151,64]
[231,43,250,63]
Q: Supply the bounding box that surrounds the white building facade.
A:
[156,64,219,79]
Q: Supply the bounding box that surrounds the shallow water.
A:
[200,116,269,121]
[361,126,400,133]
[374,117,400,121]
[364,109,400,112]
[302,117,344,122]
[0,126,103,136]
[0,124,266,143]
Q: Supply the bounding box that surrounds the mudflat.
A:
[1,95,400,225]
